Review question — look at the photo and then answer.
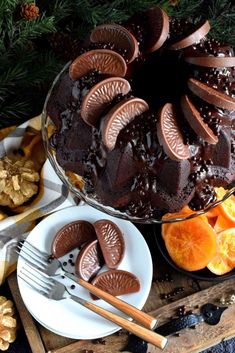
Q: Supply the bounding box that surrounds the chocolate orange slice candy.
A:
[181,95,218,144]
[90,24,139,63]
[69,49,127,80]
[157,103,190,161]
[188,78,235,110]
[91,269,140,298]
[94,219,125,269]
[101,97,149,150]
[170,20,210,50]
[145,6,169,52]
[52,221,96,258]
[81,77,131,127]
[185,56,235,68]
[75,239,103,281]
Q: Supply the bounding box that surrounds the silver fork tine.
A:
[19,240,49,258]
[21,265,53,290]
[18,241,49,263]
[16,245,48,266]
[16,250,48,271]
[18,274,50,297]
[19,268,52,297]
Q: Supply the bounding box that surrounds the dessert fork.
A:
[19,264,167,349]
[16,240,157,330]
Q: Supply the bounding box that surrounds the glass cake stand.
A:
[41,63,235,224]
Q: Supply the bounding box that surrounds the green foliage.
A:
[0,0,234,128]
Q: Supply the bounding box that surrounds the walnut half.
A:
[0,296,17,351]
[0,157,40,208]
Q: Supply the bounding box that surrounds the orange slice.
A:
[207,254,233,275]
[214,215,235,233]
[216,187,235,223]
[164,218,216,271]
[207,228,235,274]
[162,206,208,241]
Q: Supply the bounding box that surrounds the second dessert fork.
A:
[19,263,167,349]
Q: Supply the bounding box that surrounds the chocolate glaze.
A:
[47,12,235,218]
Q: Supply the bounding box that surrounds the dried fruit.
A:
[161,206,208,240]
[181,95,218,144]
[157,103,190,161]
[91,269,140,298]
[215,187,235,223]
[75,240,103,281]
[0,157,39,208]
[94,219,125,269]
[170,20,210,50]
[188,78,235,110]
[52,221,96,258]
[81,77,131,127]
[69,49,127,80]
[0,297,17,351]
[163,217,217,271]
[66,171,85,190]
[207,253,233,276]
[90,24,139,63]
[101,97,149,150]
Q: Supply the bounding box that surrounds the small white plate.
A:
[17,204,153,340]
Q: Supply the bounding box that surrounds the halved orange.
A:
[215,187,235,223]
[164,218,216,271]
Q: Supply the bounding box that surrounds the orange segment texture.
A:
[164,218,216,271]
[161,187,235,276]
[207,253,233,275]
[215,187,235,223]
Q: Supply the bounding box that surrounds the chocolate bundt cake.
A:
[46,7,235,219]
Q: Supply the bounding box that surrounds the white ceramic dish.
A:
[17,204,153,339]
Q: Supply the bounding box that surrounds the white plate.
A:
[17,204,153,339]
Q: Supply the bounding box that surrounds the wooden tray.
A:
[8,226,235,353]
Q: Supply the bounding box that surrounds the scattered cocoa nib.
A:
[92,338,106,345]
[160,287,184,300]
[115,329,125,336]
[154,273,173,283]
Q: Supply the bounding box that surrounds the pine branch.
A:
[0,98,30,125]
[12,15,56,50]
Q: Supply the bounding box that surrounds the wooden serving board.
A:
[7,225,235,353]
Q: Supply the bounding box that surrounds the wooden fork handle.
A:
[77,277,157,330]
[82,300,167,349]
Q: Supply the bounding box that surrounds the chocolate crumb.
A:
[92,338,106,344]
